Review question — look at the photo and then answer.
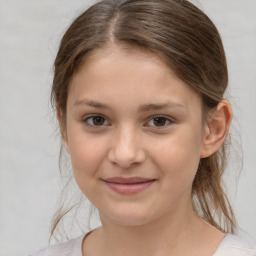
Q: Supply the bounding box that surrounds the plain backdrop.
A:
[0,0,256,255]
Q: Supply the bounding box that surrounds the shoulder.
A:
[214,234,256,256]
[28,235,85,256]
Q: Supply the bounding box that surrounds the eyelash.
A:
[145,115,174,128]
[83,114,174,129]
[83,114,110,127]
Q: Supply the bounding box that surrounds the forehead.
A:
[77,44,177,80]
[68,46,202,112]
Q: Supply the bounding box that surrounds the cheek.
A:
[67,131,108,187]
[150,128,202,188]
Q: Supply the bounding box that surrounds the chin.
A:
[100,206,158,227]
[109,216,153,227]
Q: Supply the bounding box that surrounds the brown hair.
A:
[51,0,236,238]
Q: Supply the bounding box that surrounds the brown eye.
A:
[153,117,167,126]
[92,116,105,125]
[146,116,173,128]
[84,115,109,127]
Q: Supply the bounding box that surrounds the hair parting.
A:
[50,0,237,240]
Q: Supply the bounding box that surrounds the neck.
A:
[83,201,222,256]
[100,211,197,256]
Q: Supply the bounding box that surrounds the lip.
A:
[102,177,156,195]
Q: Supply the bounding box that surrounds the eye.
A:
[83,115,110,127]
[146,116,173,128]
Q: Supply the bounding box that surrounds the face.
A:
[63,47,207,227]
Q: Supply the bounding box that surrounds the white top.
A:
[29,233,256,256]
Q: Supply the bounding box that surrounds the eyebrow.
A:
[73,99,185,111]
[138,103,185,111]
[73,100,110,109]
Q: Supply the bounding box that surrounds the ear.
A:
[200,100,232,158]
[56,107,70,154]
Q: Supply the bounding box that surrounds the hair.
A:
[50,0,237,239]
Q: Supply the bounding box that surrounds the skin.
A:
[61,46,232,256]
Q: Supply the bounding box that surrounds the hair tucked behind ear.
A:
[50,0,237,239]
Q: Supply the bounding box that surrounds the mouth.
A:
[102,177,157,195]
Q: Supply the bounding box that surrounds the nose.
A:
[107,125,146,168]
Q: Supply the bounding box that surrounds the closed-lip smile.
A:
[102,177,156,195]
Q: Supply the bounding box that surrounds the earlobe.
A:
[200,100,232,158]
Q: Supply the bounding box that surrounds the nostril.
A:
[107,146,146,168]
[107,131,146,168]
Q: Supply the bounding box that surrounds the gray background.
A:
[0,0,255,255]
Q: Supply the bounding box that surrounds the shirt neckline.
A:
[75,232,231,256]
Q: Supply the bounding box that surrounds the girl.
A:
[31,0,256,255]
